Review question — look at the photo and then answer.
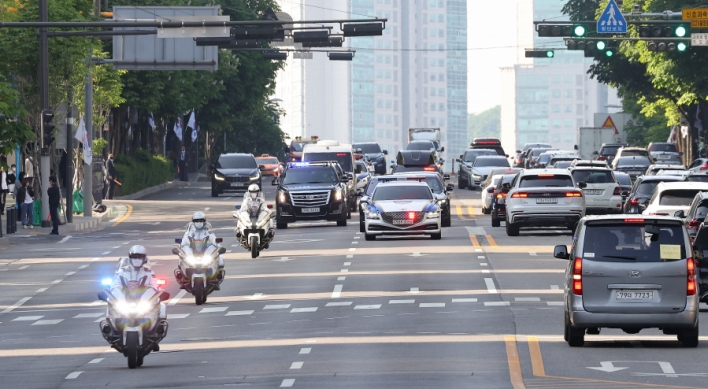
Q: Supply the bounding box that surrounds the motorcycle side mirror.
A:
[160,292,171,301]
[578,182,587,189]
[218,247,227,255]
[267,204,273,209]
[171,248,180,255]
[215,237,223,243]
[174,238,182,244]
[440,147,445,152]
[235,205,241,210]
[97,291,108,302]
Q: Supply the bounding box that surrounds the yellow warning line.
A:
[485,234,497,247]
[528,336,545,377]
[467,205,476,216]
[111,204,133,227]
[469,235,480,247]
[456,205,466,220]
[505,336,526,389]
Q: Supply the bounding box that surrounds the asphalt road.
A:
[0,181,707,388]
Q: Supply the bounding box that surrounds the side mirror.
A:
[347,173,354,180]
[487,187,495,193]
[455,158,462,163]
[674,210,685,218]
[235,205,241,210]
[97,292,108,302]
[218,247,227,255]
[160,292,171,301]
[215,237,223,244]
[360,195,369,203]
[443,174,450,180]
[446,184,454,192]
[383,150,388,155]
[171,248,180,255]
[592,151,599,155]
[516,150,521,154]
[578,182,587,189]
[574,145,578,151]
[440,147,445,152]
[505,154,509,158]
[356,190,364,196]
[174,238,182,244]
[553,245,570,260]
[258,165,265,170]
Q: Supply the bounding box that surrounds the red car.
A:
[255,155,282,177]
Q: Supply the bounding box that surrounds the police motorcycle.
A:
[234,184,275,259]
[172,212,227,305]
[97,246,170,369]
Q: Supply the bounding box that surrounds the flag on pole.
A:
[187,111,198,142]
[173,118,183,141]
[148,113,156,131]
[127,125,132,137]
[74,119,92,165]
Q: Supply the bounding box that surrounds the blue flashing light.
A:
[287,162,310,168]
[101,278,112,286]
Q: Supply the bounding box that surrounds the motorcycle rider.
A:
[178,211,225,289]
[111,245,160,299]
[237,184,275,246]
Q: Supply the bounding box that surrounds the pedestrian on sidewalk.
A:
[105,153,116,199]
[0,165,7,215]
[178,145,189,182]
[48,176,60,235]
[7,164,16,196]
[17,179,34,229]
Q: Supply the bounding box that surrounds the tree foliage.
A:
[468,106,501,143]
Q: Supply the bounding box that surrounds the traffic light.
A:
[537,24,586,37]
[41,111,55,147]
[639,24,690,52]
[525,49,554,58]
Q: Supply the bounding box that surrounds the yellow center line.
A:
[467,205,476,217]
[469,235,480,247]
[485,234,498,247]
[528,336,545,377]
[505,336,526,389]
[111,204,133,227]
[455,204,467,220]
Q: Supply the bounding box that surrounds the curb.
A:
[58,205,119,234]
[115,180,191,200]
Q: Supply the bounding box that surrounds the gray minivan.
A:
[554,215,698,347]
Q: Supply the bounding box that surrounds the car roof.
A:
[649,164,684,168]
[581,214,684,223]
[476,155,507,159]
[352,142,379,145]
[619,147,647,151]
[638,175,685,182]
[465,148,496,153]
[409,140,435,144]
[376,181,430,187]
[220,153,254,157]
[656,181,708,190]
[520,168,572,176]
[569,166,611,171]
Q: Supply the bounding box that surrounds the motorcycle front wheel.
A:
[250,236,259,258]
[126,332,139,369]
[194,281,205,305]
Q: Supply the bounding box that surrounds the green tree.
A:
[0,76,34,157]
[468,106,501,143]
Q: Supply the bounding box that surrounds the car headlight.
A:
[278,190,288,203]
[214,174,225,181]
[365,210,381,219]
[333,189,342,201]
[472,174,481,179]
[250,173,260,179]
[426,211,440,219]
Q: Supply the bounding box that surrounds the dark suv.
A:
[352,142,388,175]
[595,143,626,165]
[211,153,262,197]
[275,162,349,229]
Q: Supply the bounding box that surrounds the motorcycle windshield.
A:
[190,238,210,254]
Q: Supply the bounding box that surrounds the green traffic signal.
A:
[605,50,614,57]
[675,25,687,37]
[677,42,688,51]
[546,50,554,58]
[574,25,586,37]
[596,41,606,50]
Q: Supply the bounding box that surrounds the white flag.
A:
[127,125,132,137]
[187,111,196,130]
[74,119,92,165]
[148,113,156,131]
[173,119,183,141]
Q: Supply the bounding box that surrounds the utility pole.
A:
[39,0,50,227]
[66,90,73,223]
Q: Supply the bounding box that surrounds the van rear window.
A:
[659,190,701,206]
[519,175,574,188]
[582,224,686,262]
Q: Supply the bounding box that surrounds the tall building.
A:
[500,0,619,154]
[350,0,468,167]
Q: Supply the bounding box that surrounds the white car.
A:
[642,182,708,216]
[481,175,503,214]
[364,181,441,240]
[569,167,623,214]
[505,169,586,236]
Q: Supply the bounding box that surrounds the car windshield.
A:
[617,157,651,167]
[474,157,510,168]
[688,175,708,182]
[499,175,516,187]
[582,223,686,262]
[365,180,380,196]
[659,190,702,206]
[216,155,257,169]
[415,176,443,193]
[354,144,381,153]
[600,146,621,156]
[553,161,572,168]
[256,157,278,164]
[463,150,494,162]
[290,142,309,152]
[538,154,554,164]
[651,144,677,152]
[571,170,614,184]
[519,175,574,188]
[282,167,338,185]
[407,141,435,151]
[304,152,353,172]
[615,174,632,186]
[355,162,367,173]
[373,185,432,201]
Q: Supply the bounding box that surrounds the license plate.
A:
[584,189,603,195]
[301,207,320,213]
[629,171,642,175]
[616,290,653,300]
[393,219,414,225]
[536,198,558,204]
[230,182,244,187]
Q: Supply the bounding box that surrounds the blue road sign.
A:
[597,0,626,34]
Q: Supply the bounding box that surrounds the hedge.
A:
[114,150,174,196]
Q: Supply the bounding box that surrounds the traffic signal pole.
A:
[39,0,51,227]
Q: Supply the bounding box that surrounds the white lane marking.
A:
[78,265,88,269]
[88,358,104,364]
[32,319,63,325]
[480,263,488,267]
[546,302,564,306]
[482,269,490,274]
[515,297,541,302]
[291,307,317,313]
[477,255,485,259]
[263,304,291,310]
[1,297,31,314]
[354,236,360,239]
[168,290,188,306]
[337,277,346,281]
[35,288,48,293]
[51,279,62,284]
[280,379,295,388]
[351,241,358,245]
[273,257,293,262]
[290,361,304,369]
[65,371,83,379]
[65,272,76,276]
[91,257,101,262]
[102,251,111,255]
[349,248,356,252]
[354,305,381,310]
[475,249,483,252]
[410,287,419,294]
[484,278,497,293]
[343,262,351,266]
[246,293,265,300]
[484,302,510,307]
[420,303,445,308]
[18,265,29,270]
[200,307,228,313]
[58,235,73,244]
[226,310,254,316]
[389,299,415,304]
[73,312,104,319]
[340,269,348,273]
[112,246,120,249]
[550,285,559,290]
[530,252,537,256]
[13,316,44,321]
[325,302,352,307]
[204,207,210,212]
[168,313,190,319]
[299,348,311,354]
[346,255,353,259]
[452,298,478,303]
[331,285,343,299]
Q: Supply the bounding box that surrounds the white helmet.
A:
[128,245,147,269]
[192,211,206,230]
[247,184,260,201]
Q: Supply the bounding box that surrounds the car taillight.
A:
[156,278,167,286]
[688,218,701,228]
[687,258,696,296]
[597,155,606,161]
[487,187,495,193]
[629,198,639,206]
[496,193,507,199]
[572,258,582,295]
[701,162,708,171]
[511,192,528,198]
[613,187,621,196]
[566,192,582,197]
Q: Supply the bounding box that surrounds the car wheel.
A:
[211,186,219,197]
[276,219,288,229]
[483,206,491,215]
[679,324,699,347]
[359,213,365,233]
[491,214,500,228]
[566,314,585,347]
[441,214,451,227]
[364,233,376,241]
[505,221,519,236]
[430,232,442,240]
[458,177,467,189]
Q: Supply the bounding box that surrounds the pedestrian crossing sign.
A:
[597,0,626,34]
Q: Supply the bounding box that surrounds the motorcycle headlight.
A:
[115,301,130,315]
[136,301,151,315]
[426,211,441,219]
[214,173,226,181]
[438,199,447,205]
[278,190,288,203]
[333,189,342,201]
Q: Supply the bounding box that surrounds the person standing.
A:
[48,176,60,235]
[105,153,116,200]
[178,145,189,182]
[0,166,6,215]
[7,164,16,196]
[17,179,34,229]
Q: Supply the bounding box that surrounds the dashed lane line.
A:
[290,361,304,369]
[325,302,352,307]
[299,348,311,354]
[65,371,83,380]
[389,299,415,304]
[88,358,104,364]
[484,278,498,293]
[331,285,343,299]
[291,307,317,313]
[280,379,295,387]
[168,290,188,306]
[0,297,31,314]
[58,235,72,244]
[225,310,254,316]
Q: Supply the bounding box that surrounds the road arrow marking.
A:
[587,361,675,375]
[587,362,629,372]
